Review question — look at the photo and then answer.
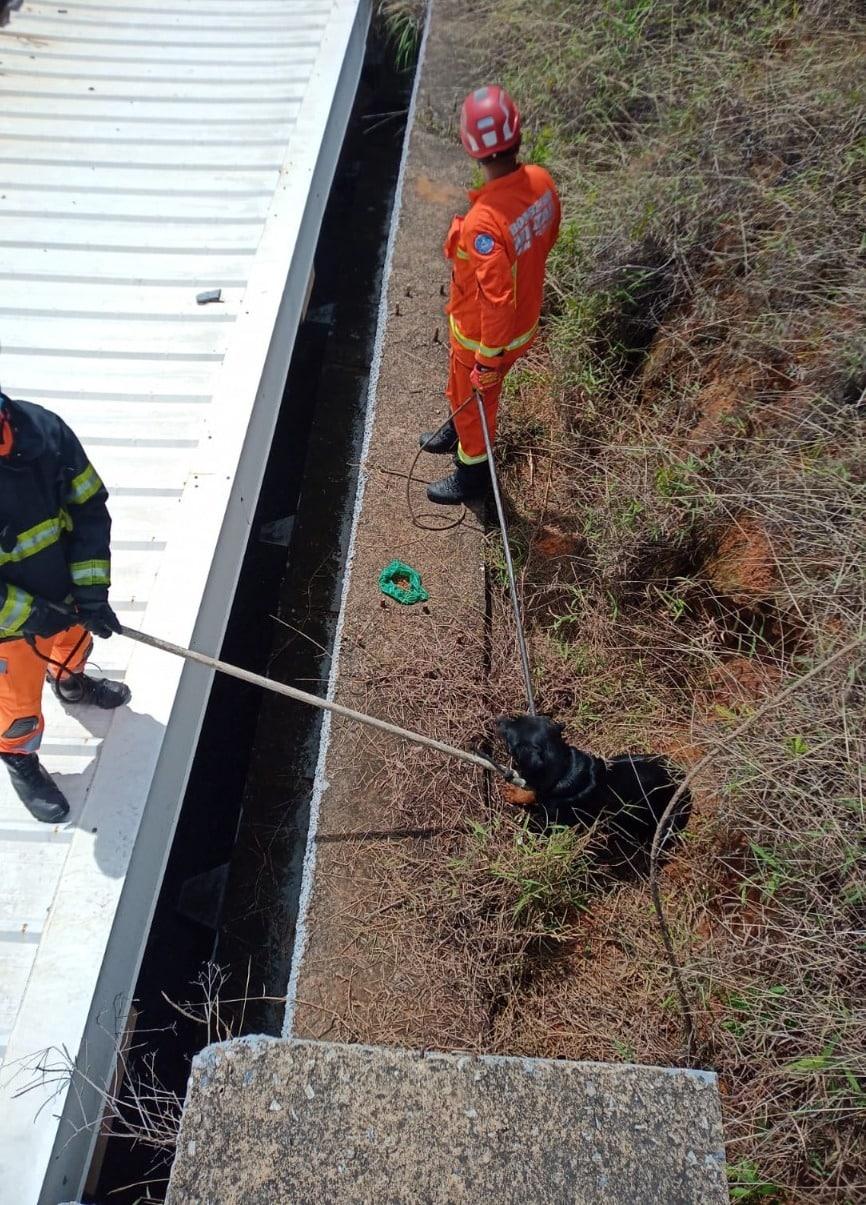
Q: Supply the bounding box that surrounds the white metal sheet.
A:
[5,22,326,48]
[0,216,263,253]
[24,0,334,18]
[0,56,317,84]
[2,356,221,397]
[0,315,232,357]
[0,281,247,314]
[0,118,295,146]
[0,160,278,193]
[0,0,368,1199]
[0,130,290,164]
[0,41,321,67]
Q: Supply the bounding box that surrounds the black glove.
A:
[21,597,76,641]
[76,600,122,640]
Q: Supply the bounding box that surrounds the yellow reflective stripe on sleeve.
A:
[70,559,110,587]
[456,247,470,261]
[449,314,485,353]
[0,515,63,568]
[0,584,33,634]
[449,314,538,357]
[68,462,103,506]
[499,320,537,353]
[477,342,506,359]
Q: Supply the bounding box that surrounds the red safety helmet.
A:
[459,84,521,159]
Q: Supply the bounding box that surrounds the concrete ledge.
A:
[285,0,492,1047]
[168,1036,727,1204]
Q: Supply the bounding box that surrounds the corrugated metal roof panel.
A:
[0,0,368,1198]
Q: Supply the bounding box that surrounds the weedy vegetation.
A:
[376,0,425,71]
[374,1,866,1200]
[471,1,866,1198]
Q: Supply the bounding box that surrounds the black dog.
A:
[497,714,691,871]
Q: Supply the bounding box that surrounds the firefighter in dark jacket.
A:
[0,391,130,823]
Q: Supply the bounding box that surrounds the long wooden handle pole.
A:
[121,625,525,788]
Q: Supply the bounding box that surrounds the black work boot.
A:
[418,418,458,455]
[51,671,131,709]
[1,753,69,823]
[426,458,491,505]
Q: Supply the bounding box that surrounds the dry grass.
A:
[491,3,866,1198]
[359,2,866,1201]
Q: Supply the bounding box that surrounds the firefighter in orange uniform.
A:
[421,85,561,504]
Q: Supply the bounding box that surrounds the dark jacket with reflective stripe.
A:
[0,393,111,639]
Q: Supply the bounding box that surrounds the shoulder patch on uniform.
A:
[473,232,495,256]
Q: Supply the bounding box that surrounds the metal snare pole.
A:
[475,388,536,715]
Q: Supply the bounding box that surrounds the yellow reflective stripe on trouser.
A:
[70,559,110,587]
[0,585,33,635]
[68,462,103,506]
[0,515,63,568]
[457,443,489,466]
[449,314,538,358]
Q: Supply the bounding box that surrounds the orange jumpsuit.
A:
[0,628,91,754]
[443,163,560,462]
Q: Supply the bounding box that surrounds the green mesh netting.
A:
[378,560,429,605]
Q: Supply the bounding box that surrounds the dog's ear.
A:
[496,716,518,747]
[540,714,566,737]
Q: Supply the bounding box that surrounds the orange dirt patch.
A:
[533,525,582,559]
[703,655,781,709]
[413,173,464,206]
[653,736,705,774]
[688,380,744,451]
[703,515,778,601]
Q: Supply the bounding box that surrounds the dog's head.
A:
[497,714,572,794]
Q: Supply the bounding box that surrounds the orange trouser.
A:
[0,625,91,754]
[445,345,524,462]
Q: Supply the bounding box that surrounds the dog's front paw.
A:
[500,783,537,807]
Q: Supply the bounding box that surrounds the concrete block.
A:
[168,1036,727,1204]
